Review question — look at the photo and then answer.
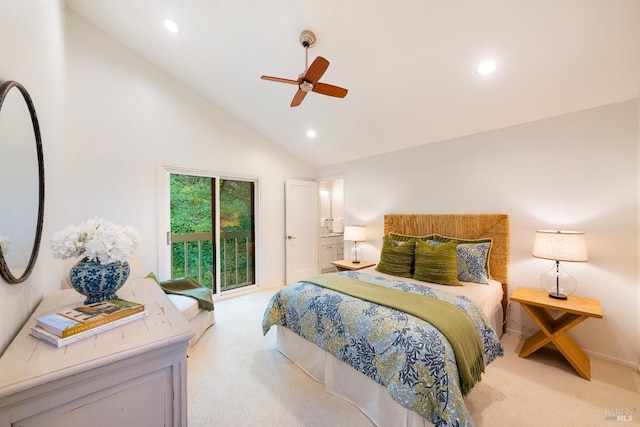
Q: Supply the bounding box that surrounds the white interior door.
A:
[285,179,318,284]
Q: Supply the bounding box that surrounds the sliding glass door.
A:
[219,179,255,291]
[166,171,256,294]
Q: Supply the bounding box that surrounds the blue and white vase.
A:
[69,258,130,304]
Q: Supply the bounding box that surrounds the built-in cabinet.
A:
[320,235,344,273]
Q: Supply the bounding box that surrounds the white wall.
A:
[0,6,313,354]
[0,0,65,353]
[317,100,639,367]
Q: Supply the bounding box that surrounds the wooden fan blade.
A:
[290,89,307,107]
[261,75,302,85]
[313,82,348,98]
[304,56,329,85]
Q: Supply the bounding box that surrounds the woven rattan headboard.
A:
[384,214,509,285]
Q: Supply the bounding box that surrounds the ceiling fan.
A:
[261,30,348,107]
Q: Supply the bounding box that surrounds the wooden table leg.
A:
[518,303,592,380]
[518,305,555,356]
[553,330,591,380]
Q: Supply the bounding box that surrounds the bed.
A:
[263,214,509,427]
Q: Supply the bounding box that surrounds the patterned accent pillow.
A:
[430,240,492,284]
[376,237,415,278]
[431,234,493,279]
[413,240,460,286]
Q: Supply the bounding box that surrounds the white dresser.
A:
[0,278,193,427]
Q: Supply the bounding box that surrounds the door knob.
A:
[287,235,296,240]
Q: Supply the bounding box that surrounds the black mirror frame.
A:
[0,80,45,284]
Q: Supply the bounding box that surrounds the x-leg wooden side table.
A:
[510,287,602,380]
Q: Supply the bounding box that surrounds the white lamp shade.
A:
[532,230,588,262]
[344,225,366,242]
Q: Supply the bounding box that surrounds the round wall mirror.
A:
[0,80,45,284]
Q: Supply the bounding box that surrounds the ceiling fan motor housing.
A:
[299,81,314,92]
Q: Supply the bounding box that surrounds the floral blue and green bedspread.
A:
[262,271,504,427]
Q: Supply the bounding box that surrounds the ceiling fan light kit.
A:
[261,30,348,107]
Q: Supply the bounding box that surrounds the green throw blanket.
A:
[304,273,484,395]
[158,276,214,312]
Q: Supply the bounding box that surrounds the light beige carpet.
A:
[188,287,640,427]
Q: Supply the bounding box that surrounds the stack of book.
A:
[30,298,147,348]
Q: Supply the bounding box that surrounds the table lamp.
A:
[344,225,366,264]
[532,230,588,299]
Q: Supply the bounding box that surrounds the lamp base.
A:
[351,243,361,264]
[540,261,576,301]
[548,291,567,300]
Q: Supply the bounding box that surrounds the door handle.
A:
[287,235,296,240]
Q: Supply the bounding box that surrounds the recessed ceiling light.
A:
[163,18,180,34]
[476,60,497,75]
[306,130,317,138]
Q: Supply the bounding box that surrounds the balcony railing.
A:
[171,230,254,292]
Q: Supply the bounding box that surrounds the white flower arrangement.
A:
[0,233,10,254]
[50,218,141,265]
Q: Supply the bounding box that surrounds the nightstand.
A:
[510,287,602,380]
[331,259,376,272]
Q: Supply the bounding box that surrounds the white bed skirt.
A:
[277,326,434,427]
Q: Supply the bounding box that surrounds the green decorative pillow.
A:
[430,241,492,284]
[430,234,493,277]
[376,238,415,278]
[387,233,435,243]
[413,240,460,286]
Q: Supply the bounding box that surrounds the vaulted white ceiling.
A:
[65,0,640,167]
